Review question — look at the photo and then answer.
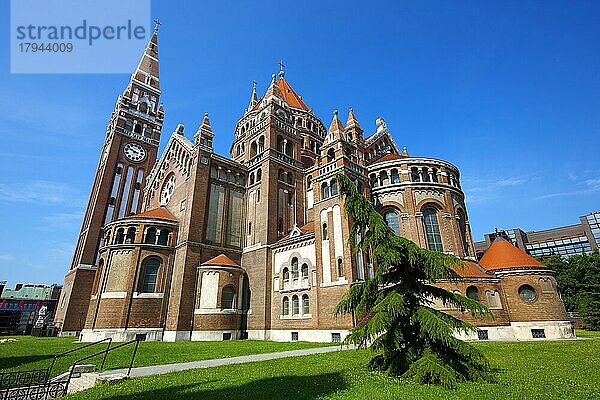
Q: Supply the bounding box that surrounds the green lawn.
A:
[0,336,332,376]
[64,331,600,400]
[2,332,599,399]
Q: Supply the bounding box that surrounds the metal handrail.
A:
[47,337,112,379]
[64,339,141,394]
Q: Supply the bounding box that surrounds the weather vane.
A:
[153,19,162,33]
[278,60,285,77]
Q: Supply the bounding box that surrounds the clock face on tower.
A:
[123,142,146,162]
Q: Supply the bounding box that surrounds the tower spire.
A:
[195,113,214,151]
[247,80,258,112]
[130,29,160,92]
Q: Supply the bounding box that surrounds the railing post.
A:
[127,339,140,377]
[100,338,112,371]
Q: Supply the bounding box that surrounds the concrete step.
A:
[66,373,98,394]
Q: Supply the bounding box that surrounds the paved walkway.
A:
[100,345,346,378]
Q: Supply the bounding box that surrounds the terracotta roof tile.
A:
[201,254,239,268]
[252,77,309,112]
[126,207,177,222]
[479,237,546,271]
[453,261,493,278]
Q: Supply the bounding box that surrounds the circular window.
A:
[160,174,176,205]
[518,285,537,302]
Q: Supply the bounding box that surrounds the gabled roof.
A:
[453,261,493,278]
[201,254,240,268]
[278,221,315,242]
[479,237,546,271]
[126,206,177,222]
[252,77,309,111]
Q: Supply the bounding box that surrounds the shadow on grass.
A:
[0,354,54,371]
[94,372,347,400]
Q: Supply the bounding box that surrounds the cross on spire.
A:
[278,60,285,78]
[153,19,162,33]
[252,80,257,90]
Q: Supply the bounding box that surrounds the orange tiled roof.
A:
[453,261,493,278]
[126,207,177,222]
[252,77,309,111]
[201,254,240,268]
[479,237,546,271]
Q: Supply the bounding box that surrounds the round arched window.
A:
[466,286,479,300]
[518,285,537,302]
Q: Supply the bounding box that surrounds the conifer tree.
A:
[334,173,495,388]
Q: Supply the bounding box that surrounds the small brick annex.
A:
[56,32,573,343]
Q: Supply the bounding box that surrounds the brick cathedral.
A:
[55,32,573,342]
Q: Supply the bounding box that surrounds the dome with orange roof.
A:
[479,237,546,271]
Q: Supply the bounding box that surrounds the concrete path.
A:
[100,345,347,379]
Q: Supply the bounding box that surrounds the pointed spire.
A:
[194,113,214,150]
[346,107,361,129]
[246,80,258,113]
[131,31,160,91]
[328,109,345,134]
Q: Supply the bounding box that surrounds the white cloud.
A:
[0,180,85,207]
[461,174,530,205]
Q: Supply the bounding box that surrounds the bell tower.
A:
[55,29,165,336]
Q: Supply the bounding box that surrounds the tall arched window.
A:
[380,171,389,186]
[391,169,400,184]
[302,294,310,315]
[337,258,344,278]
[158,229,169,246]
[321,182,330,199]
[256,168,262,182]
[322,223,328,240]
[140,258,160,293]
[145,227,157,244]
[384,210,400,236]
[221,285,235,309]
[301,263,309,279]
[327,148,335,162]
[115,228,125,244]
[283,267,290,283]
[423,207,443,252]
[291,258,299,280]
[330,179,339,196]
[411,167,421,182]
[250,141,257,158]
[457,209,470,256]
[258,136,265,153]
[282,297,290,315]
[292,295,300,315]
[126,227,136,243]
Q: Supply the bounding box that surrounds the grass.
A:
[3,332,600,399]
[65,330,600,400]
[0,336,332,376]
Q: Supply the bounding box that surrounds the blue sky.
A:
[1,1,599,287]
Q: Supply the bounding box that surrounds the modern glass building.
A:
[475,211,600,259]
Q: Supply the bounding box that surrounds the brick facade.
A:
[63,46,571,342]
